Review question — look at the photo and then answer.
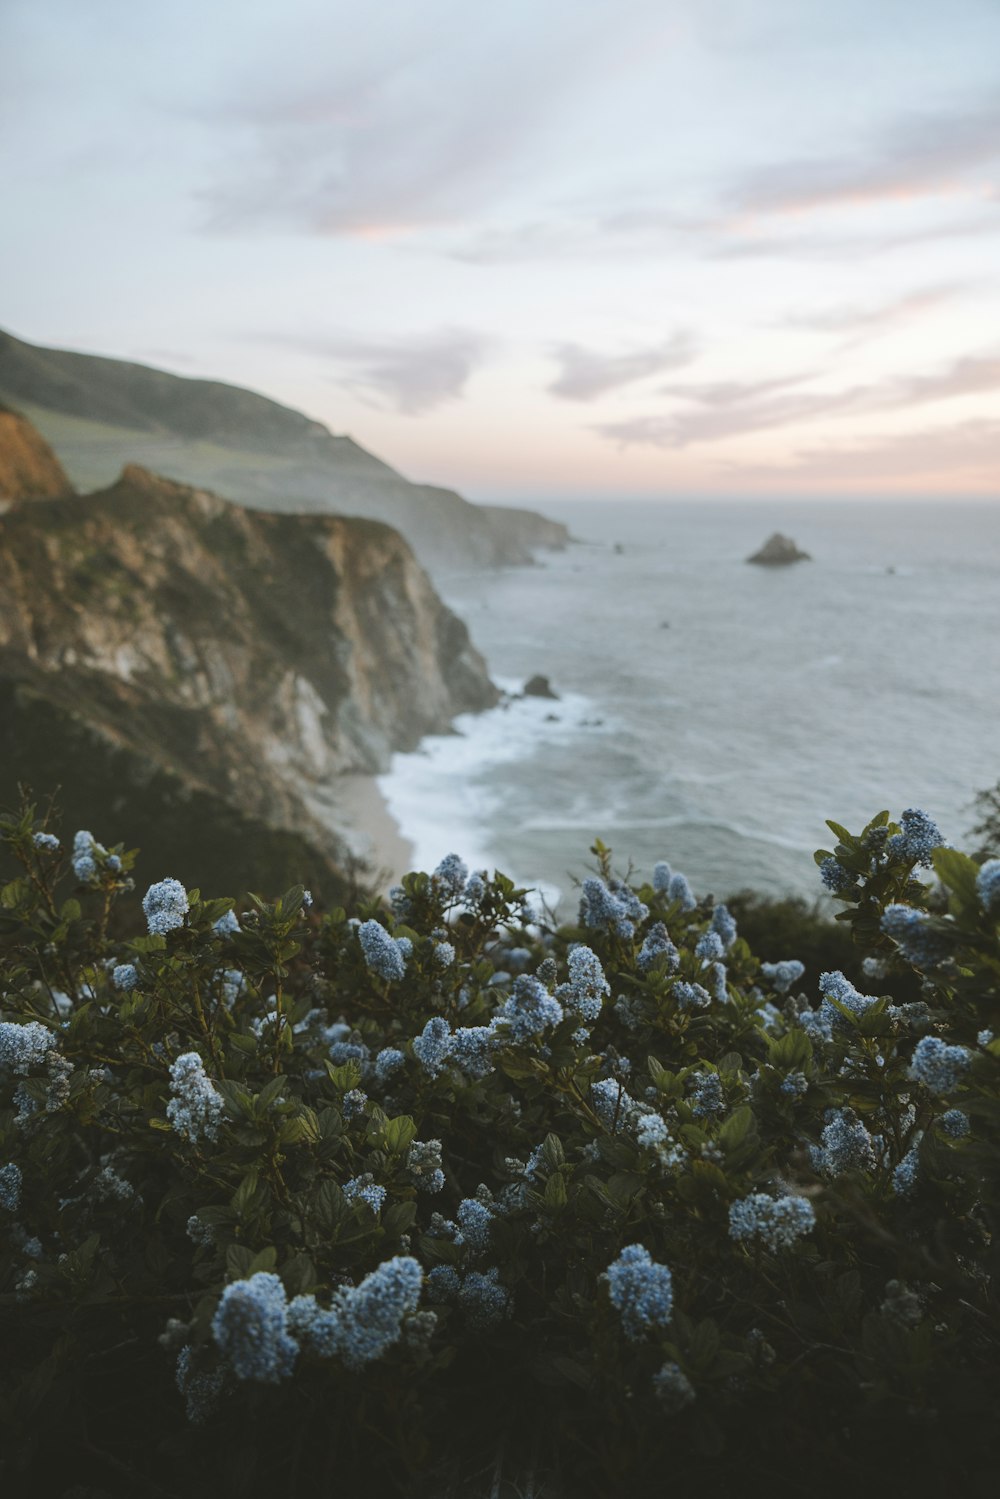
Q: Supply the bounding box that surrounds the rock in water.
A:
[746,533,811,566]
[523,675,559,700]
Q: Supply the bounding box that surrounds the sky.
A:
[3,0,1000,501]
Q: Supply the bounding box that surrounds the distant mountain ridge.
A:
[0,328,570,576]
[0,414,498,895]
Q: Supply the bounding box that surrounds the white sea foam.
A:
[378,684,617,900]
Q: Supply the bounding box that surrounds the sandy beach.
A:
[333,772,415,893]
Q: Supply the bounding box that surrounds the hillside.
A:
[0,328,570,576]
[0,435,498,894]
[0,401,73,504]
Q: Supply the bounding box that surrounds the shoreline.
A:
[335,772,415,894]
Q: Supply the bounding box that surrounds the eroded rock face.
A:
[0,403,73,505]
[0,443,499,890]
[746,533,811,566]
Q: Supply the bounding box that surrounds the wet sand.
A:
[335,773,415,893]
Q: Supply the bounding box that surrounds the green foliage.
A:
[1,798,999,1497]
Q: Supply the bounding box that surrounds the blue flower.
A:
[637,922,679,974]
[635,1113,670,1149]
[0,1162,22,1211]
[673,980,711,1010]
[342,1088,368,1120]
[498,975,563,1043]
[33,831,60,853]
[142,878,189,936]
[343,1176,386,1213]
[940,1108,970,1139]
[0,1020,56,1074]
[71,829,106,884]
[604,1244,674,1341]
[112,963,138,993]
[892,1140,922,1196]
[406,1139,445,1194]
[975,858,1000,915]
[212,1271,298,1383]
[908,1035,970,1095]
[425,1265,461,1302]
[413,1016,454,1077]
[433,853,469,898]
[760,959,805,995]
[591,1077,637,1131]
[688,1072,724,1118]
[818,970,877,1031]
[331,1255,424,1369]
[814,1108,877,1175]
[728,1192,815,1251]
[695,930,724,962]
[667,872,696,912]
[214,908,241,937]
[579,877,647,939]
[166,1052,224,1144]
[652,861,672,893]
[710,903,738,949]
[881,905,950,968]
[555,945,610,1022]
[456,1197,493,1252]
[653,1361,696,1411]
[820,857,857,895]
[887,808,944,867]
[450,1025,498,1080]
[374,1046,405,1083]
[358,920,407,982]
[434,941,456,969]
[458,1266,510,1329]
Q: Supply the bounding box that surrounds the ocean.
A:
[379,499,999,912]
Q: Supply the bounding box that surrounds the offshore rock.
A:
[522,675,559,700]
[747,533,811,566]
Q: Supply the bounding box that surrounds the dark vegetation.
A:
[1,797,998,1499]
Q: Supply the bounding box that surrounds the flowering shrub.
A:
[1,801,999,1496]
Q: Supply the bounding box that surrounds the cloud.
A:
[248,328,491,415]
[593,348,1000,448]
[780,285,961,338]
[733,419,1000,487]
[194,3,669,238]
[726,100,1000,219]
[547,332,696,401]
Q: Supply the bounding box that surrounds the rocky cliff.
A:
[0,444,498,895]
[0,402,73,505]
[0,328,570,577]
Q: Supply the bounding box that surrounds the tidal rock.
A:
[523,675,559,700]
[746,533,811,566]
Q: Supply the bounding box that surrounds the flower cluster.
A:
[760,959,805,995]
[728,1193,815,1252]
[358,919,407,982]
[555,945,610,1022]
[212,1271,298,1383]
[0,1020,56,1074]
[886,808,943,867]
[142,878,189,936]
[166,1052,225,1143]
[908,1036,970,1095]
[604,1244,674,1341]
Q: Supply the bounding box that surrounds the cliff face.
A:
[0,402,73,504]
[0,452,498,893]
[0,329,570,578]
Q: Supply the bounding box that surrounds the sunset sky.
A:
[4,0,1000,500]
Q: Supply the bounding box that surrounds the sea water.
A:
[379,499,999,911]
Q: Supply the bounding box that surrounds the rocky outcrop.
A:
[0,443,498,893]
[746,533,811,566]
[0,328,570,578]
[0,402,73,505]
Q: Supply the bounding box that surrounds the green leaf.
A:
[544,1172,568,1209]
[933,847,981,909]
[383,1115,419,1154]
